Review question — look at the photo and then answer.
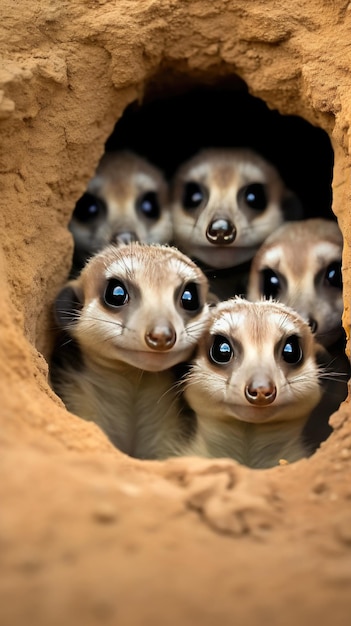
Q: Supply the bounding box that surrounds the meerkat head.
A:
[247,219,344,348]
[69,151,172,268]
[54,243,209,372]
[171,148,301,269]
[185,298,322,424]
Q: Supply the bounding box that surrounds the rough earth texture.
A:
[1,2,351,625]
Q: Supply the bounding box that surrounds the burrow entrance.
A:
[60,77,347,465]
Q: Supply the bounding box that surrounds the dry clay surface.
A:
[1,1,351,624]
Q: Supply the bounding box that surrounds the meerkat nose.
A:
[206,218,236,245]
[245,378,277,406]
[145,323,177,351]
[111,231,139,245]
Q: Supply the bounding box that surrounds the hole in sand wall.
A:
[2,5,351,622]
[53,78,349,469]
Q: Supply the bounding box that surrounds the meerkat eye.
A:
[180,282,201,312]
[104,279,129,308]
[261,268,281,299]
[73,193,106,223]
[282,335,303,365]
[325,261,342,289]
[209,335,233,365]
[137,191,160,220]
[182,182,207,210]
[241,183,268,211]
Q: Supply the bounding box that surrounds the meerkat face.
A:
[69,151,172,266]
[55,243,209,372]
[185,298,321,424]
[247,219,344,348]
[171,148,299,269]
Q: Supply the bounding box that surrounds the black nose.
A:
[245,380,277,406]
[111,231,138,245]
[206,219,236,245]
[145,324,176,351]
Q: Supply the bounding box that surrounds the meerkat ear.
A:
[54,281,84,329]
[281,189,304,221]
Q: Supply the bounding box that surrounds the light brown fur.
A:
[247,218,344,348]
[171,148,299,271]
[177,298,322,469]
[51,243,209,459]
[69,151,172,271]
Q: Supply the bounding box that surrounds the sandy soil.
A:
[0,1,351,624]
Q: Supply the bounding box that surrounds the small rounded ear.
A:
[54,282,84,329]
[282,189,304,221]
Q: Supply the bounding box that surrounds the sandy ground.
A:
[0,1,351,624]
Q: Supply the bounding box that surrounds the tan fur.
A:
[247,219,344,348]
[177,298,322,469]
[69,151,172,269]
[171,148,295,270]
[51,243,209,459]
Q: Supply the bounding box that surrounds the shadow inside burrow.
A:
[105,82,334,219]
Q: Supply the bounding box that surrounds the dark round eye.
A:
[180,282,200,312]
[325,261,342,289]
[209,335,233,365]
[242,183,268,211]
[261,269,281,299]
[104,279,129,308]
[73,193,106,223]
[182,182,207,210]
[137,191,160,220]
[282,335,303,365]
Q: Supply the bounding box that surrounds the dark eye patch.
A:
[282,335,303,365]
[209,335,233,365]
[241,183,268,211]
[324,261,342,289]
[137,191,160,220]
[104,279,129,308]
[261,269,281,300]
[180,282,201,312]
[73,193,106,223]
[182,182,207,210]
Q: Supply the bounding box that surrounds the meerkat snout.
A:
[244,375,277,406]
[111,231,138,245]
[171,148,302,271]
[144,322,176,351]
[206,218,236,245]
[69,151,172,272]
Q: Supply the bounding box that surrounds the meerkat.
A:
[176,298,322,469]
[171,148,302,299]
[247,218,350,448]
[51,242,209,460]
[247,218,344,348]
[69,151,172,272]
